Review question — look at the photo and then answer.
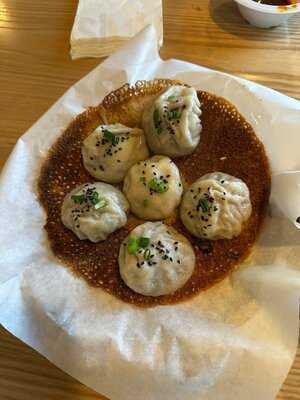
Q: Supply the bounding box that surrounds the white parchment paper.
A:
[0,26,300,400]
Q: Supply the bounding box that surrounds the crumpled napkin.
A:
[70,0,163,59]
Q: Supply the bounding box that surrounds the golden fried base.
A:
[38,80,271,307]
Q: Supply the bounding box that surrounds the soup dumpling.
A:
[180,172,252,240]
[142,85,202,157]
[82,123,149,183]
[61,182,129,242]
[119,222,195,296]
[123,155,183,220]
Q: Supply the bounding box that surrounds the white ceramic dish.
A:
[233,0,300,28]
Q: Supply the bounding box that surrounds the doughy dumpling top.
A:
[142,85,202,157]
[180,172,252,240]
[82,123,149,183]
[123,155,183,220]
[61,182,129,242]
[119,222,195,296]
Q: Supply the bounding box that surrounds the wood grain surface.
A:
[0,0,299,398]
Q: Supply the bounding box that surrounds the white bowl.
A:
[233,0,300,28]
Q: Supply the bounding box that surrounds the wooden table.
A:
[0,0,299,398]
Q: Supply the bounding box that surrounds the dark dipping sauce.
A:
[38,80,271,308]
[252,0,298,5]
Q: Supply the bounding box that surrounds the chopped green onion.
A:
[167,95,176,102]
[144,248,151,260]
[127,236,151,256]
[148,178,169,193]
[128,237,138,255]
[94,198,107,210]
[71,194,85,204]
[138,237,150,249]
[89,191,100,205]
[153,109,162,134]
[140,176,146,184]
[198,198,209,213]
[168,109,181,120]
[71,188,106,209]
[103,129,119,145]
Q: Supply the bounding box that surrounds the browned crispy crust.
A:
[38,79,271,307]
